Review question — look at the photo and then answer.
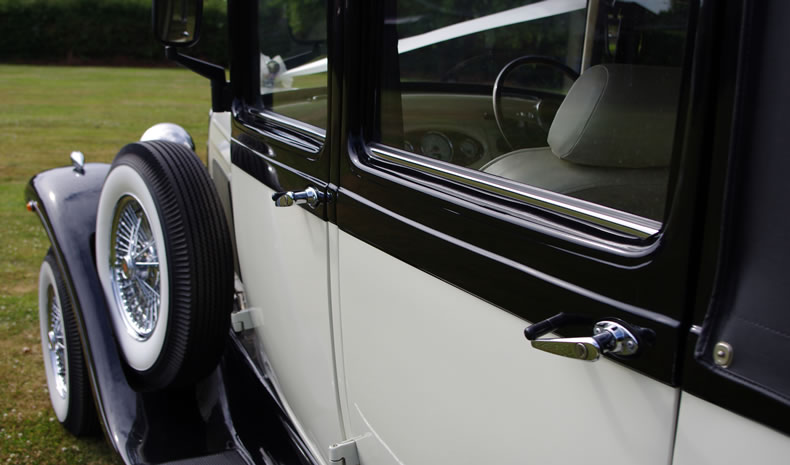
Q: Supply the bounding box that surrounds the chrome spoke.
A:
[46,286,68,399]
[137,277,160,301]
[138,278,159,332]
[133,238,156,259]
[109,196,161,340]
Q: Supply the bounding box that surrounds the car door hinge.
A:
[231,278,259,332]
[231,307,262,332]
[328,437,360,465]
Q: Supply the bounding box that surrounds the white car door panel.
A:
[226,1,790,464]
[672,394,790,465]
[333,1,698,464]
[228,1,341,461]
[232,167,343,460]
[338,230,679,465]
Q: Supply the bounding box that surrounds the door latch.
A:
[524,313,645,361]
[272,186,324,208]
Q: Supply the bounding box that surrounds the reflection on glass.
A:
[154,0,200,45]
[258,0,328,129]
[377,0,691,223]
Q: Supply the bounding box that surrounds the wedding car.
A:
[25,0,790,463]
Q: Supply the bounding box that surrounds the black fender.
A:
[26,164,241,464]
[26,163,317,465]
[25,163,151,456]
[26,163,140,459]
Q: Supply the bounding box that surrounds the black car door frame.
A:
[334,0,726,387]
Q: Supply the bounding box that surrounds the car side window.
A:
[258,0,328,130]
[376,0,691,224]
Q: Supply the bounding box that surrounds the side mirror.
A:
[153,0,229,112]
[152,0,203,47]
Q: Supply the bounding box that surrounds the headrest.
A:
[547,64,681,168]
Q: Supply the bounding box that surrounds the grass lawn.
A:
[0,64,213,464]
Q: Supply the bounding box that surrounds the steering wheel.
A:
[441,52,497,83]
[493,56,580,151]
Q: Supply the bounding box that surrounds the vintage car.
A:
[25,0,790,463]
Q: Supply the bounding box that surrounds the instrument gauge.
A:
[458,138,480,164]
[420,131,453,162]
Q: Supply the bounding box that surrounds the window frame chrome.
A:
[243,107,327,155]
[248,107,326,139]
[367,143,662,241]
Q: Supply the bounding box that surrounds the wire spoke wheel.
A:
[96,141,233,391]
[46,285,69,399]
[38,250,98,436]
[110,195,161,340]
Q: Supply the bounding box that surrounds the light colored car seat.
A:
[482,63,681,221]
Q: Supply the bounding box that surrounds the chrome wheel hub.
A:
[46,287,68,399]
[121,253,136,280]
[110,195,161,340]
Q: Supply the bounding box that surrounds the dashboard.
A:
[399,92,556,170]
[270,90,558,170]
[403,129,486,167]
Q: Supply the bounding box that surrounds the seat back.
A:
[482,63,682,221]
[547,63,681,168]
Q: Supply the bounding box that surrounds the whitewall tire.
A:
[95,141,233,391]
[96,164,170,372]
[38,250,98,436]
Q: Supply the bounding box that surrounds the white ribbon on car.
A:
[260,54,294,92]
[281,0,587,78]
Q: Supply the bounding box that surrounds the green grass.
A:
[0,64,213,464]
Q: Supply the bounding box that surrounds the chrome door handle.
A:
[272,187,324,208]
[527,320,639,362]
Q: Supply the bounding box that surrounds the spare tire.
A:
[95,140,233,391]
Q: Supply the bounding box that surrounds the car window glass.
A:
[258,0,328,129]
[377,0,691,223]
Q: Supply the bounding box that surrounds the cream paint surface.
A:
[337,230,679,465]
[208,112,231,178]
[673,394,790,465]
[231,167,342,463]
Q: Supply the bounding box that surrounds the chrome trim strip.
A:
[368,144,661,239]
[247,108,326,140]
[342,187,679,327]
[690,325,703,336]
[231,138,327,187]
[346,155,656,256]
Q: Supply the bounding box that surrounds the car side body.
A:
[25,0,790,464]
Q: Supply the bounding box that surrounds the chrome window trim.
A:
[247,107,327,140]
[368,144,662,239]
[239,107,327,155]
[232,137,325,186]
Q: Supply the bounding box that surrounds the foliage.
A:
[0,0,228,66]
[0,64,211,464]
[258,0,328,71]
[394,0,585,85]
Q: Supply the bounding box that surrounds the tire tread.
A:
[44,250,100,436]
[109,141,233,390]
